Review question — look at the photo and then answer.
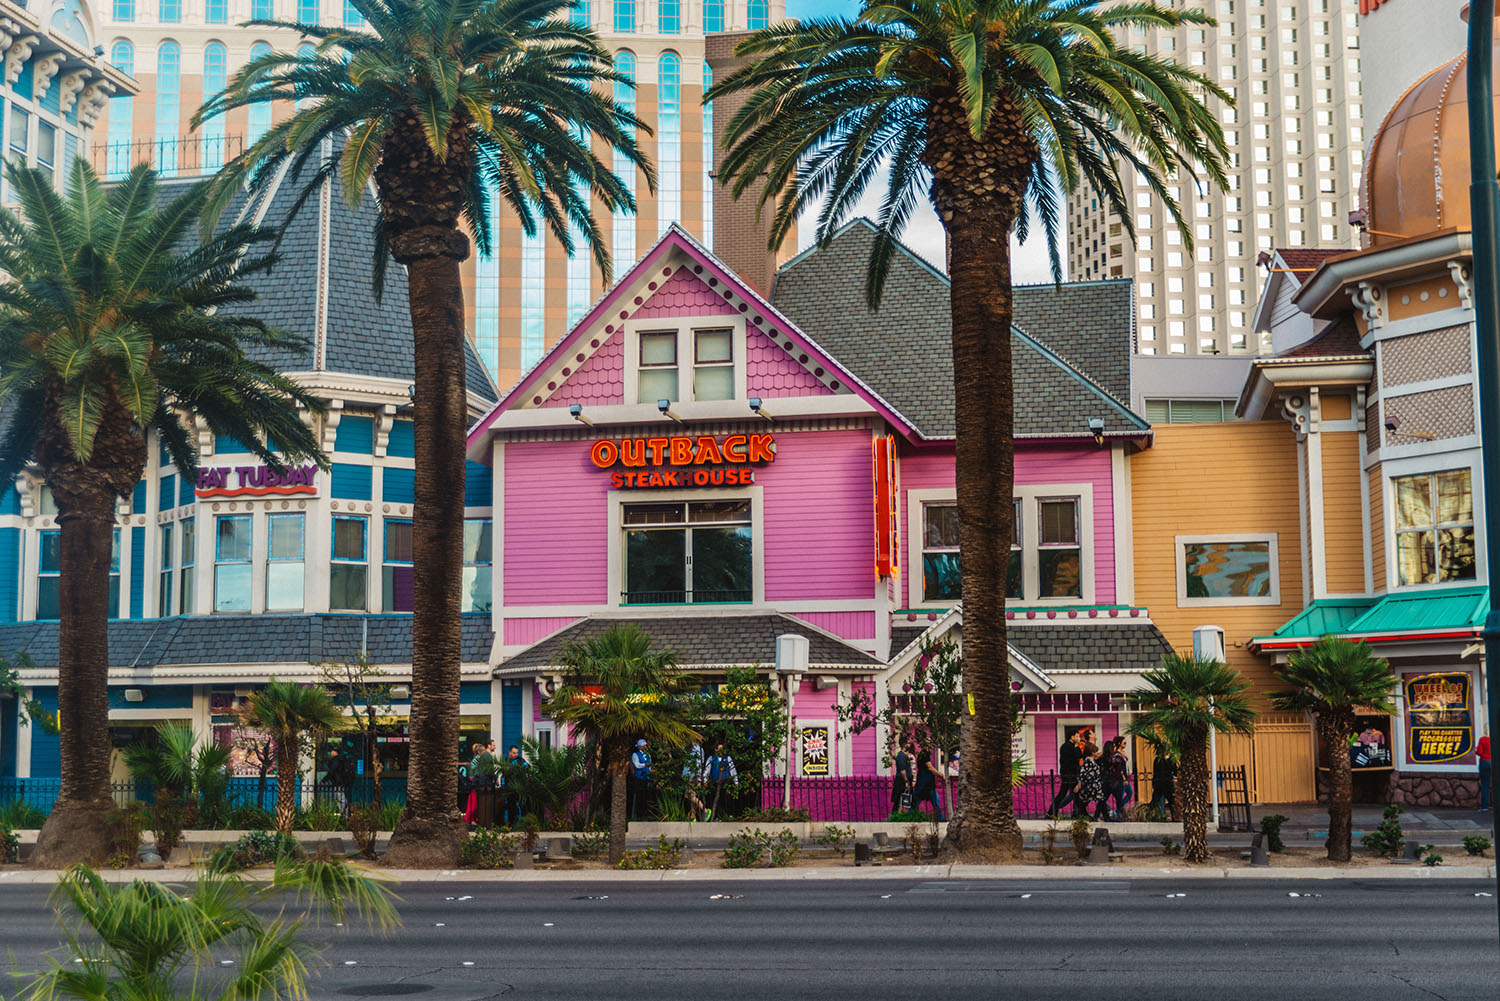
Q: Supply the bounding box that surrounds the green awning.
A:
[1250,586,1488,651]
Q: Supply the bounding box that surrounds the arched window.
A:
[656,51,680,235]
[159,0,181,22]
[612,0,633,33]
[612,49,636,270]
[702,0,723,32]
[702,60,712,247]
[155,41,180,176]
[206,0,227,22]
[658,0,678,33]
[201,42,227,169]
[747,0,768,29]
[106,41,134,179]
[247,42,272,145]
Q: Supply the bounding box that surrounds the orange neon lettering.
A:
[646,437,670,465]
[722,434,748,461]
[590,440,619,468]
[747,433,776,463]
[621,439,647,467]
[693,436,724,464]
[670,436,695,465]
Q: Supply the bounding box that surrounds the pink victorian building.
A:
[466,220,1171,795]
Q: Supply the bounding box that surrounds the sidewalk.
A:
[1259,802,1497,840]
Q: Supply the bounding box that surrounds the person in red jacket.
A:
[1479,734,1491,812]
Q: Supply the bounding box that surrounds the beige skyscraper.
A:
[93,0,782,389]
[1067,0,1366,361]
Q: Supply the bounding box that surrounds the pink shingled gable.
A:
[631,267,740,318]
[747,327,835,398]
[543,330,624,408]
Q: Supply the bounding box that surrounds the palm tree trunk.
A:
[275,744,298,834]
[924,92,1035,859]
[377,111,474,868]
[1322,718,1354,862]
[1179,730,1211,863]
[31,499,117,866]
[609,759,629,865]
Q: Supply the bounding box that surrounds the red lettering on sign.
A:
[591,440,619,468]
[693,436,724,464]
[722,434,748,461]
[747,433,776,463]
[646,437,669,465]
[670,437,694,464]
[621,439,647,467]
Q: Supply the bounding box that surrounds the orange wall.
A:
[1132,421,1306,700]
[1321,431,1366,593]
[1369,464,1386,591]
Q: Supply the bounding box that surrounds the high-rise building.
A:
[1066,0,1365,362]
[94,0,783,389]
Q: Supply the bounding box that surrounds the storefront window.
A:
[922,502,1021,602]
[463,518,493,612]
[1394,470,1475,586]
[1181,537,1275,602]
[383,519,413,612]
[215,515,252,612]
[1037,498,1081,598]
[693,329,734,401]
[624,501,751,604]
[638,331,677,404]
[180,520,195,615]
[330,516,367,610]
[266,513,305,611]
[158,524,173,616]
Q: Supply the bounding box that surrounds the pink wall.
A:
[503,617,581,646]
[899,443,1117,606]
[503,440,610,605]
[850,680,879,776]
[747,328,834,398]
[544,331,624,408]
[789,611,876,641]
[632,268,740,318]
[763,429,874,602]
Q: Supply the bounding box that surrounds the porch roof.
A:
[1249,586,1489,651]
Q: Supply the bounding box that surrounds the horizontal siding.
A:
[763,430,873,601]
[504,441,610,605]
[383,467,415,505]
[789,611,876,641]
[1370,465,1386,591]
[1321,432,1365,593]
[503,616,581,646]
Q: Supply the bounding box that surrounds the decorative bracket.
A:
[1355,386,1368,434]
[374,404,396,458]
[5,36,38,86]
[1348,281,1387,328]
[31,53,64,101]
[16,475,35,518]
[1279,389,1318,442]
[1448,259,1474,311]
[321,400,344,455]
[77,81,114,127]
[57,70,88,114]
[194,414,213,456]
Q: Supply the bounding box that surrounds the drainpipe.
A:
[1465,0,1500,943]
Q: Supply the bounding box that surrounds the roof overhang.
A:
[1236,356,1374,420]
[1293,230,1472,319]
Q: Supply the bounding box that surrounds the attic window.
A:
[638,332,677,404]
[693,329,734,401]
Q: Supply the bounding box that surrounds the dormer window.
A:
[638,331,678,403]
[630,325,743,405]
[693,329,734,401]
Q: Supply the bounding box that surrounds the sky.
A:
[777,0,1061,284]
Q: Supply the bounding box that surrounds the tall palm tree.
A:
[239,679,347,833]
[1271,636,1395,862]
[195,0,653,866]
[544,625,700,863]
[1127,654,1256,862]
[0,162,325,866]
[707,0,1230,857]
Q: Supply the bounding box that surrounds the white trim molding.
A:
[1174,532,1282,608]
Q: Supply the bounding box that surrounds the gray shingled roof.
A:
[1006,623,1172,675]
[0,613,494,668]
[498,614,881,673]
[160,173,499,405]
[770,220,1144,440]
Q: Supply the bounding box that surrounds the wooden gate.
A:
[1250,714,1317,803]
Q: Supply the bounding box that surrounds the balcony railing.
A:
[90,135,246,180]
[622,588,753,605]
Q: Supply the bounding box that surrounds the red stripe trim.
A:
[1253,627,1480,651]
[194,485,318,498]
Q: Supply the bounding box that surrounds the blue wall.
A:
[129,526,144,619]
[460,682,490,705]
[501,683,522,754]
[1,697,17,776]
[335,416,374,454]
[465,461,492,508]
[160,473,176,510]
[108,685,193,710]
[331,464,373,500]
[387,420,415,458]
[0,527,19,624]
[28,689,59,779]
[383,467,414,505]
[131,482,147,514]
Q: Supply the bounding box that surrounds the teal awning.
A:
[1250,586,1488,651]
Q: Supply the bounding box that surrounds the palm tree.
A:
[122,722,233,827]
[544,625,700,863]
[239,679,347,833]
[1126,654,1256,862]
[708,0,1229,857]
[19,860,396,1001]
[1271,636,1395,862]
[501,735,589,828]
[194,0,652,866]
[0,162,325,866]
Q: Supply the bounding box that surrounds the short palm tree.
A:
[122,722,233,827]
[1271,636,1395,862]
[708,0,1230,857]
[19,860,397,1001]
[0,162,325,866]
[501,735,589,828]
[1127,654,1256,862]
[239,680,347,833]
[195,0,652,866]
[544,625,699,863]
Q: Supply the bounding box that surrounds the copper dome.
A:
[1363,27,1500,248]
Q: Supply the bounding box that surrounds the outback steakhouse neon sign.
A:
[590,434,776,488]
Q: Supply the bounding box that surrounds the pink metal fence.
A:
[756,774,1063,822]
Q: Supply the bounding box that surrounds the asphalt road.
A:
[2,877,1497,1001]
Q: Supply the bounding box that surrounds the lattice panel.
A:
[1382,383,1475,445]
[1381,325,1471,387]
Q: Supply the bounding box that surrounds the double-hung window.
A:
[921,502,1022,603]
[1037,498,1081,599]
[624,501,751,604]
[36,530,60,620]
[462,519,493,612]
[1394,470,1476,586]
[266,513,305,611]
[179,520,195,614]
[638,331,677,403]
[693,329,734,400]
[214,515,252,612]
[330,516,368,610]
[158,524,174,615]
[383,519,413,612]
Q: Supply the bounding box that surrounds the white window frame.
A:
[1386,463,1480,592]
[622,314,748,407]
[1175,532,1281,607]
[606,485,765,610]
[906,484,1095,609]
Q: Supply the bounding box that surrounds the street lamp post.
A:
[1465,0,1500,947]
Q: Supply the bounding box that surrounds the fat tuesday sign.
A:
[589,433,776,489]
[195,463,319,499]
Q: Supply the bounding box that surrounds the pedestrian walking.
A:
[1107,736,1134,821]
[1479,734,1492,811]
[891,743,914,815]
[1150,748,1178,817]
[1074,742,1108,821]
[1048,730,1086,818]
[462,741,487,825]
[629,738,653,820]
[324,747,355,816]
[702,742,738,820]
[913,749,945,820]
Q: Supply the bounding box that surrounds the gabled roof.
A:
[1275,316,1368,360]
[1275,248,1349,278]
[771,220,1147,440]
[1250,586,1489,651]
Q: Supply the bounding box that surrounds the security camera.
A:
[569,403,582,418]
[1088,417,1105,433]
[749,397,763,413]
[657,398,671,414]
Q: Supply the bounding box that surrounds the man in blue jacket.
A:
[701,742,738,820]
[629,738,652,819]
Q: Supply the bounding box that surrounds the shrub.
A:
[297,800,345,833]
[1259,814,1291,854]
[1040,822,1061,865]
[1069,817,1092,859]
[1160,836,1181,856]
[150,795,185,856]
[0,799,46,828]
[1462,835,1492,857]
[767,830,800,866]
[886,809,927,823]
[722,829,766,869]
[348,804,382,858]
[221,803,276,831]
[617,835,685,870]
[459,828,518,869]
[106,804,148,869]
[815,824,856,856]
[572,828,608,858]
[1360,804,1405,858]
[741,807,809,823]
[0,821,18,863]
[208,830,304,873]
[1419,844,1442,867]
